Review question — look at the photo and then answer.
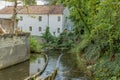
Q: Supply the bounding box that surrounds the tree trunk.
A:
[12,0,17,33]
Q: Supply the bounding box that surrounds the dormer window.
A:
[39,16,42,21]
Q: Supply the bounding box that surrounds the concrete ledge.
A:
[0,33,30,69]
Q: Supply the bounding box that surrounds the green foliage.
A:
[23,0,36,5]
[41,27,55,49]
[57,31,74,51]
[93,54,120,80]
[55,0,120,79]
[41,27,74,51]
[30,37,42,53]
[41,27,53,43]
[56,31,74,50]
[62,0,120,59]
[6,0,36,5]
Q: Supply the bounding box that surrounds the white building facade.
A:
[0,5,72,36]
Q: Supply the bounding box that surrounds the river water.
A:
[0,51,87,80]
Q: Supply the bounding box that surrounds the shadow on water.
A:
[0,61,29,80]
[56,52,87,80]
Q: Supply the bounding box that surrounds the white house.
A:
[0,5,72,36]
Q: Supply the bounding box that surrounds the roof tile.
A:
[0,5,64,14]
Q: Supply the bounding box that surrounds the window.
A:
[20,16,23,21]
[58,16,61,21]
[39,27,42,31]
[29,26,32,31]
[53,32,56,35]
[65,17,67,21]
[57,28,60,33]
[39,16,42,21]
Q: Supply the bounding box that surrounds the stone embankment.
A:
[0,33,30,69]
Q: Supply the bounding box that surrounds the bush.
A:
[92,54,120,80]
[30,37,42,53]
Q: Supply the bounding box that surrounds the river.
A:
[0,51,87,80]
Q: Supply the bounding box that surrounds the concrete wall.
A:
[0,33,30,69]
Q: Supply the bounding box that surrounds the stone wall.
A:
[0,33,30,69]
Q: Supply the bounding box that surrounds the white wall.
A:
[63,8,74,31]
[0,14,64,36]
[18,14,63,36]
[18,14,48,36]
[49,14,63,36]
[0,14,12,18]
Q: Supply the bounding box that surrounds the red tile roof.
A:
[0,5,64,14]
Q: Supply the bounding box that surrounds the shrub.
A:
[30,37,42,53]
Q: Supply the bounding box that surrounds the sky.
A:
[0,0,46,9]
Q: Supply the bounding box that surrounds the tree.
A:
[56,0,120,56]
[55,0,120,79]
[41,27,53,43]
[23,0,36,5]
[5,0,36,32]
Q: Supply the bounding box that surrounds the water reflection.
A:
[0,61,29,80]
[39,53,58,78]
[30,54,45,76]
[59,53,84,78]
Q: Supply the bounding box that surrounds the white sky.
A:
[0,1,45,9]
[0,1,12,9]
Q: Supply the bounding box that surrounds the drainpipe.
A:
[47,14,49,27]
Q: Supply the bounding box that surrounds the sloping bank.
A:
[0,33,30,69]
